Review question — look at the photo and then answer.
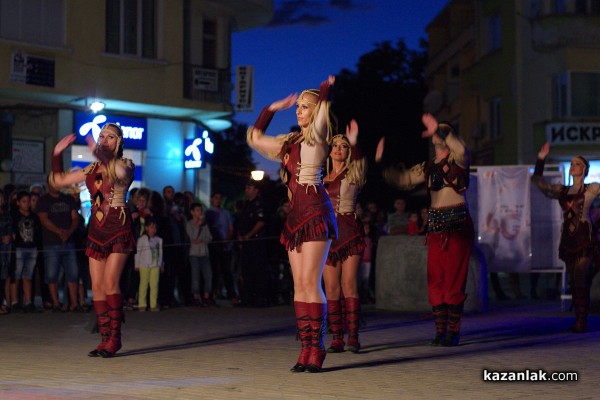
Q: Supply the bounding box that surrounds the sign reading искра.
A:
[546,122,600,145]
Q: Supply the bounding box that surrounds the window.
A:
[571,73,600,117]
[489,97,502,139]
[553,73,568,118]
[203,18,217,68]
[577,0,600,13]
[0,0,64,46]
[106,0,157,58]
[550,0,600,14]
[553,0,566,12]
[487,13,501,53]
[554,72,600,118]
[446,64,460,102]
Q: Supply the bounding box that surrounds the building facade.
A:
[0,0,273,206]
[425,0,600,168]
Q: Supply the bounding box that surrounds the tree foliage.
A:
[223,39,431,214]
[332,38,429,212]
[209,121,256,208]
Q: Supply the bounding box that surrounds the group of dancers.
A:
[46,74,596,371]
[247,75,473,372]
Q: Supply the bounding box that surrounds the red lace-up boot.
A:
[99,294,124,358]
[430,303,448,346]
[306,302,327,373]
[88,301,110,357]
[345,297,361,353]
[443,303,463,346]
[290,301,311,372]
[571,287,589,333]
[326,300,345,353]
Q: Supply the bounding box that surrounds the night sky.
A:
[231,0,449,176]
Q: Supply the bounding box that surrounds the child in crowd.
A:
[126,188,153,310]
[10,191,42,313]
[29,191,40,213]
[135,217,163,312]
[406,211,420,235]
[186,203,213,306]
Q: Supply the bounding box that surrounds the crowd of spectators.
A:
[0,180,429,314]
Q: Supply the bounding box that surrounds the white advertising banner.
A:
[477,166,531,272]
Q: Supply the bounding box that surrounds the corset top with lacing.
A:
[426,156,469,193]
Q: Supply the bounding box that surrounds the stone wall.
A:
[375,235,488,313]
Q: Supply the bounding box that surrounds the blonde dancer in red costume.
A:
[323,120,367,354]
[49,123,135,357]
[247,75,338,373]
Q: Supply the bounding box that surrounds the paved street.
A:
[0,299,597,400]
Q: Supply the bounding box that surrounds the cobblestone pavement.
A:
[0,299,597,399]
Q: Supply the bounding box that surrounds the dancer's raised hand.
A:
[346,119,358,146]
[268,94,298,112]
[375,137,385,163]
[421,113,439,138]
[538,142,550,159]
[53,134,76,156]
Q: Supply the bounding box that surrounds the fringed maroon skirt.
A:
[559,220,597,263]
[281,185,337,251]
[86,206,136,261]
[326,213,365,264]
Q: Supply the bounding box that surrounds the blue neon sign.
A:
[74,112,147,150]
[184,130,214,169]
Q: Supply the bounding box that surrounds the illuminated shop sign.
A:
[74,112,147,150]
[546,122,600,145]
[184,130,214,169]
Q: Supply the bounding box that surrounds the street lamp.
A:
[251,170,264,181]
[89,100,105,113]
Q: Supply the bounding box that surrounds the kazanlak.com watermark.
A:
[483,369,578,382]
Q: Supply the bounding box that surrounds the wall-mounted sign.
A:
[10,50,55,88]
[184,130,214,169]
[192,67,218,91]
[74,112,147,150]
[235,65,254,112]
[546,122,600,145]
[12,140,44,173]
